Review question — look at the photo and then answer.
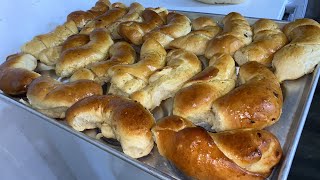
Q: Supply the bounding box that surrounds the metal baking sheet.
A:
[1,11,319,180]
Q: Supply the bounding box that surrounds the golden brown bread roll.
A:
[56,29,114,77]
[131,49,201,110]
[234,19,288,66]
[173,53,236,124]
[80,4,127,34]
[108,39,167,97]
[168,16,221,55]
[272,18,320,82]
[211,61,283,131]
[66,95,155,158]
[70,41,136,83]
[106,2,145,39]
[152,115,282,180]
[0,54,40,95]
[118,9,167,45]
[205,12,252,59]
[27,76,102,118]
[143,12,191,48]
[21,21,78,58]
[67,0,111,28]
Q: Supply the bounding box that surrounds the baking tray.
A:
[1,11,319,180]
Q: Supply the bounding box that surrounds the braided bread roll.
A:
[66,95,155,158]
[118,9,167,45]
[173,53,236,124]
[272,18,320,82]
[108,39,167,97]
[131,49,201,110]
[234,19,288,66]
[70,41,136,83]
[56,29,114,77]
[67,0,111,28]
[0,54,40,95]
[27,76,102,118]
[205,12,252,59]
[80,3,127,34]
[152,115,282,180]
[211,61,283,131]
[143,12,191,48]
[21,21,78,58]
[168,17,221,55]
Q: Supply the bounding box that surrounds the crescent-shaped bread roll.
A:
[173,53,236,124]
[205,12,252,59]
[70,41,136,83]
[67,0,111,28]
[272,18,320,82]
[143,12,191,48]
[152,115,282,180]
[234,19,288,66]
[211,61,283,131]
[108,39,167,97]
[168,17,221,55]
[118,9,167,45]
[66,95,155,158]
[80,4,127,34]
[56,29,114,77]
[131,49,201,110]
[0,54,40,95]
[27,76,102,118]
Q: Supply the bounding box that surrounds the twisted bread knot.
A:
[169,16,221,55]
[234,19,288,66]
[0,54,40,95]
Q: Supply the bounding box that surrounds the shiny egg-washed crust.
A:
[0,54,40,95]
[108,39,167,97]
[131,49,201,110]
[205,12,252,59]
[66,95,155,158]
[143,12,191,48]
[27,76,102,119]
[67,0,111,28]
[168,16,221,55]
[70,41,136,83]
[211,61,283,131]
[152,115,282,180]
[118,9,167,45]
[272,18,320,82]
[234,19,288,66]
[56,29,114,77]
[80,3,127,34]
[173,53,236,125]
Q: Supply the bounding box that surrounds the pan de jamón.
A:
[173,53,236,124]
[143,12,191,48]
[234,19,288,66]
[272,18,320,82]
[196,0,246,4]
[70,41,136,83]
[66,95,155,158]
[118,9,167,45]
[211,61,283,131]
[152,115,282,179]
[27,76,102,118]
[205,12,252,59]
[108,39,167,97]
[131,49,201,110]
[168,17,221,55]
[56,29,114,77]
[0,54,40,95]
[80,3,127,34]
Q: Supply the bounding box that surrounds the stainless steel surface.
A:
[1,11,319,180]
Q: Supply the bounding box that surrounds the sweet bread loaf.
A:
[66,95,155,158]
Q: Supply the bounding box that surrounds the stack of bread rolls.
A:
[1,0,320,179]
